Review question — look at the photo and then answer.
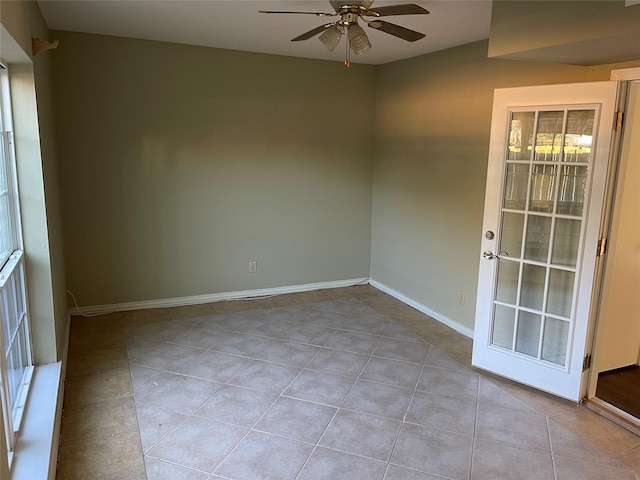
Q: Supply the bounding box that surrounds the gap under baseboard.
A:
[68,277,474,342]
[68,277,370,316]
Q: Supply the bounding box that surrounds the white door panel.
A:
[472,81,621,401]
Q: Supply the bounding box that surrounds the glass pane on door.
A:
[558,165,588,216]
[541,318,570,365]
[551,218,581,267]
[524,215,552,262]
[508,112,535,161]
[535,111,563,162]
[504,164,529,210]
[564,110,595,162]
[492,305,516,349]
[547,269,575,317]
[500,212,524,258]
[530,164,556,212]
[520,264,546,310]
[496,260,519,304]
[491,107,595,367]
[515,311,542,357]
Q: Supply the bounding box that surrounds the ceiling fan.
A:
[260,1,429,66]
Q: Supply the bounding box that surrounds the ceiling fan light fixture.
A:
[347,23,371,55]
[319,24,343,52]
[261,1,428,64]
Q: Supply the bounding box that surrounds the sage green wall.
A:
[0,0,33,56]
[52,31,375,307]
[370,40,631,333]
[29,6,68,361]
[489,1,640,64]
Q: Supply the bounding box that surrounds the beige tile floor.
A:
[55,285,640,480]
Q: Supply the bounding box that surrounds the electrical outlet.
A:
[249,261,257,273]
[458,290,465,305]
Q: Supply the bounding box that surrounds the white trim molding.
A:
[69,278,370,316]
[10,314,70,480]
[9,362,64,480]
[610,67,640,81]
[69,277,475,341]
[369,279,474,339]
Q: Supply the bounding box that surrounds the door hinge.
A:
[616,111,624,130]
[596,238,607,257]
[582,354,592,371]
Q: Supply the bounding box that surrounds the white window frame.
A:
[0,61,34,464]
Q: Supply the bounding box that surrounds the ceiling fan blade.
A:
[259,11,337,17]
[292,23,335,42]
[364,4,429,17]
[367,20,425,42]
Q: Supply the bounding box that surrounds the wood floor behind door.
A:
[596,366,640,419]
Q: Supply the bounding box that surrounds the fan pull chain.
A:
[344,25,351,67]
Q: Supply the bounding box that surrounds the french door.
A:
[472,81,622,401]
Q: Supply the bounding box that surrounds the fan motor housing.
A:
[340,11,362,26]
[330,0,374,12]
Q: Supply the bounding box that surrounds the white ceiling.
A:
[37,1,493,65]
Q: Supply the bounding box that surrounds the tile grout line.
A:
[288,305,383,479]
[383,345,433,479]
[66,290,639,480]
[289,301,394,478]
[191,306,332,477]
[546,416,559,480]
[468,370,483,480]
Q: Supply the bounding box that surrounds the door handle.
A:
[483,250,496,260]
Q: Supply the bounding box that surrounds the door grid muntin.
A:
[489,105,600,369]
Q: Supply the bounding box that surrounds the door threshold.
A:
[585,397,640,437]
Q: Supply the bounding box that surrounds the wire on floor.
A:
[66,289,114,317]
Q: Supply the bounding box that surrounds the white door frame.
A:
[586,68,640,401]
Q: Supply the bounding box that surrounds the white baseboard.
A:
[68,278,370,316]
[68,277,474,340]
[369,279,474,339]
